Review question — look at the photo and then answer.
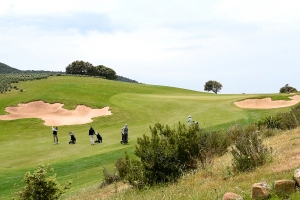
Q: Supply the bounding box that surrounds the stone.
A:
[274,179,295,197]
[294,168,300,186]
[222,192,243,200]
[251,182,270,200]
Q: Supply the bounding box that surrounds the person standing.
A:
[52,126,59,144]
[121,124,128,143]
[89,126,95,145]
[187,115,192,126]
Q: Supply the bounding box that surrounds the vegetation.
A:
[0,62,21,73]
[65,60,117,80]
[204,80,223,94]
[117,75,138,83]
[280,84,297,93]
[14,164,71,200]
[0,74,50,93]
[0,75,298,199]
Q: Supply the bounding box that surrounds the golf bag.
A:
[69,133,76,144]
[95,132,102,143]
[120,132,128,144]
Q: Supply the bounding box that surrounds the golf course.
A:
[0,75,299,199]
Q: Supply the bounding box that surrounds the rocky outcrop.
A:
[222,168,300,199]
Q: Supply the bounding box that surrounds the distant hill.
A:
[117,75,139,83]
[0,62,139,83]
[0,62,22,73]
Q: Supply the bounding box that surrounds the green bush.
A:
[118,122,232,188]
[276,112,298,130]
[257,116,281,129]
[231,131,272,172]
[14,164,71,200]
[99,167,119,188]
[290,104,300,125]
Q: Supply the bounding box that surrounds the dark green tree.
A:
[204,80,223,94]
[279,84,297,93]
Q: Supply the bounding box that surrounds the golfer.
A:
[52,126,59,144]
[187,115,192,126]
[89,126,95,145]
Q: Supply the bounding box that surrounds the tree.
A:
[279,84,297,93]
[95,65,117,80]
[65,61,117,80]
[15,164,71,200]
[204,80,222,94]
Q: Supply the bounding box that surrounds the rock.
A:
[294,168,300,186]
[251,182,270,200]
[222,192,243,200]
[274,179,295,198]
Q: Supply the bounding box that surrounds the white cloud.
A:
[0,0,115,15]
[214,0,300,24]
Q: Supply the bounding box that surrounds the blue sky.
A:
[1,0,300,94]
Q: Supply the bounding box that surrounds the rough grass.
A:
[0,76,296,199]
[74,128,300,200]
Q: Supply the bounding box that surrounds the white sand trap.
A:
[0,101,112,126]
[234,95,300,109]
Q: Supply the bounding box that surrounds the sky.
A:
[0,0,300,94]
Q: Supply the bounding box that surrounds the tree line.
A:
[65,60,117,80]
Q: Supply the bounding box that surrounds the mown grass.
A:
[0,75,297,199]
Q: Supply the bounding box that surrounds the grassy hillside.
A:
[0,76,294,199]
[86,128,300,200]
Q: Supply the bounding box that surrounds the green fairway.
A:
[0,76,293,199]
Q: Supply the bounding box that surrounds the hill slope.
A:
[0,62,21,73]
[0,76,294,199]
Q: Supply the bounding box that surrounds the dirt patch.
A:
[234,95,300,109]
[0,101,112,126]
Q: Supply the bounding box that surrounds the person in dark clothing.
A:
[94,132,102,143]
[52,126,59,144]
[121,124,128,144]
[89,126,95,145]
[69,132,76,144]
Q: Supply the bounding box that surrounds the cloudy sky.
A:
[1,0,299,94]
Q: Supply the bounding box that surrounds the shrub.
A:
[279,84,297,93]
[231,131,272,172]
[14,164,71,200]
[119,122,232,188]
[257,116,281,130]
[276,112,298,130]
[290,104,300,125]
[99,167,119,188]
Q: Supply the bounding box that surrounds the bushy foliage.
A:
[276,112,298,130]
[204,80,223,94]
[257,115,281,129]
[65,60,117,80]
[279,84,297,93]
[14,164,71,200]
[117,122,232,188]
[0,74,50,94]
[291,104,300,125]
[231,131,272,172]
[99,167,119,188]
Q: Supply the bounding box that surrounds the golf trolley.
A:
[120,131,128,144]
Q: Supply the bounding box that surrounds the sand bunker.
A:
[0,101,112,126]
[234,95,300,109]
